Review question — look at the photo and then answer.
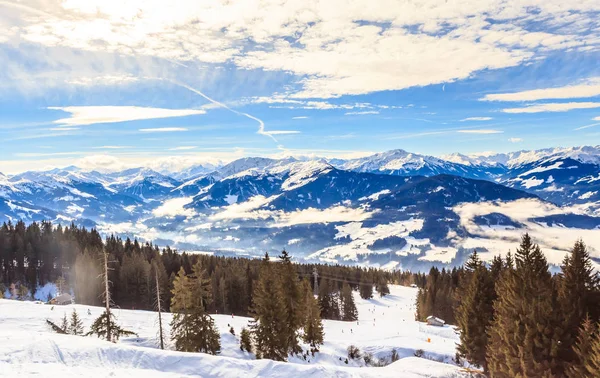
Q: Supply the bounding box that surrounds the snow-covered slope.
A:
[0,285,465,377]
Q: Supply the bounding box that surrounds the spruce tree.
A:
[376,278,390,297]
[486,234,562,377]
[170,263,221,355]
[455,251,494,371]
[558,240,600,369]
[69,309,84,335]
[359,281,373,299]
[586,324,600,376]
[341,282,358,321]
[86,311,136,341]
[302,279,324,354]
[240,327,253,353]
[278,250,303,355]
[250,253,288,361]
[568,316,598,378]
[60,313,69,333]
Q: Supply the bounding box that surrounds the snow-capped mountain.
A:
[333,149,496,179]
[0,146,599,270]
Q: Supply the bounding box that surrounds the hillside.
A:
[0,285,466,378]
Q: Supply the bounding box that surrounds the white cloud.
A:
[460,117,493,121]
[503,102,600,113]
[345,111,379,116]
[3,0,597,98]
[139,127,188,133]
[92,145,130,149]
[482,78,600,101]
[169,146,197,151]
[292,116,308,120]
[594,116,600,121]
[508,137,523,143]
[152,197,196,218]
[457,129,503,134]
[49,106,205,126]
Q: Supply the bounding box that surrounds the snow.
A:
[0,285,464,377]
[359,190,391,202]
[520,177,545,189]
[224,194,239,205]
[517,161,563,177]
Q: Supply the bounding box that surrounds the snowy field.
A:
[0,285,466,377]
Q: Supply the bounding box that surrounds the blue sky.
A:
[0,0,599,173]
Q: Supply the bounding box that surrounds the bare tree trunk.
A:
[103,250,112,343]
[155,270,164,350]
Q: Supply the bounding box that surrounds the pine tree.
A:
[86,311,137,341]
[278,250,303,355]
[568,316,598,378]
[170,262,221,355]
[455,251,494,371]
[376,278,390,297]
[359,281,373,299]
[586,324,600,376]
[558,240,600,370]
[240,327,253,353]
[340,282,358,321]
[69,309,84,335]
[250,253,288,361]
[487,234,562,377]
[60,313,69,333]
[301,279,324,354]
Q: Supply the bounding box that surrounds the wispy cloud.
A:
[482,78,600,101]
[345,111,379,116]
[49,106,206,127]
[461,117,493,121]
[92,146,130,149]
[457,129,503,134]
[508,137,523,143]
[139,127,188,133]
[49,127,80,131]
[502,102,600,113]
[292,116,309,120]
[169,146,197,151]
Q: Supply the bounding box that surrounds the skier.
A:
[87,309,91,315]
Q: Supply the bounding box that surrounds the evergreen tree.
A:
[250,253,288,361]
[359,281,373,299]
[170,263,220,355]
[301,279,324,354]
[455,251,494,371]
[558,240,600,369]
[340,282,358,321]
[568,316,598,378]
[375,278,390,297]
[86,311,136,341]
[586,324,600,376]
[487,234,562,377]
[240,327,253,353]
[278,250,303,355]
[60,313,69,333]
[69,309,84,335]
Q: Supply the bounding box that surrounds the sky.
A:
[0,0,599,174]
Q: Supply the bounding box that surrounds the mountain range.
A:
[1,146,599,271]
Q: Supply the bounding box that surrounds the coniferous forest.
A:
[3,220,600,374]
[417,234,600,377]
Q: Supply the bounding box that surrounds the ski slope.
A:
[0,285,465,377]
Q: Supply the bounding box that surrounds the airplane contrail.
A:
[166,79,279,143]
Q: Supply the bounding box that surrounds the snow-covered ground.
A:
[0,285,465,377]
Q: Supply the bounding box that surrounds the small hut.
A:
[49,293,73,305]
[426,315,445,327]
